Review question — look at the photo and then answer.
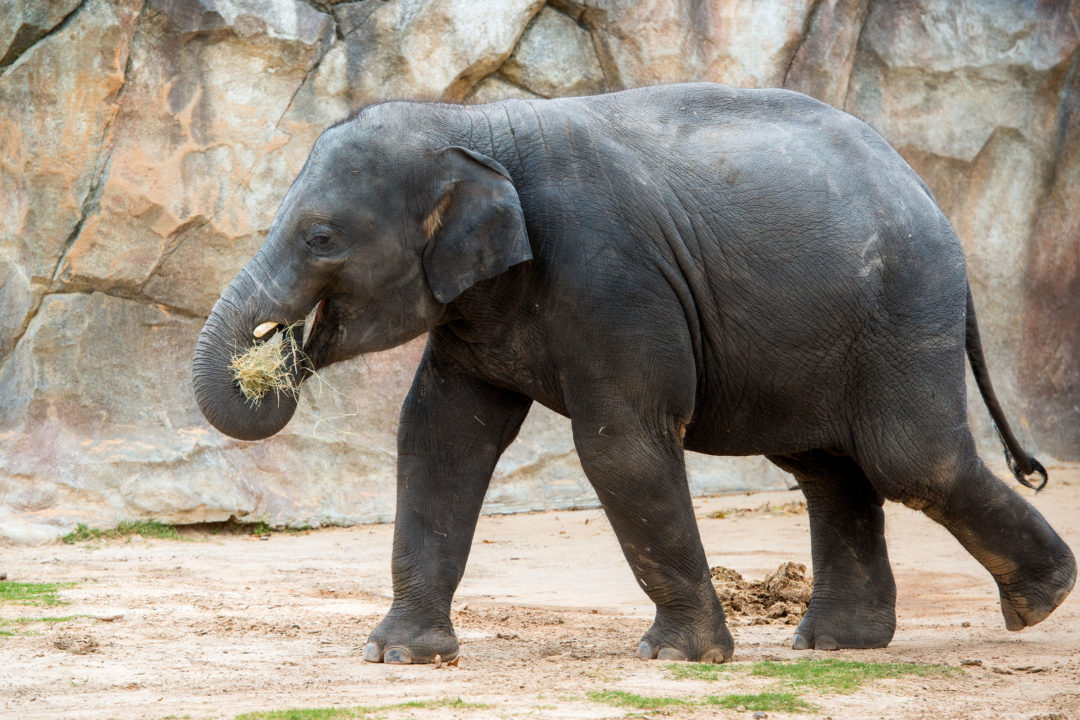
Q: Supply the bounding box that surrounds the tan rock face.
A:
[344,0,546,103]
[579,0,811,88]
[501,6,606,97]
[0,0,142,343]
[1021,55,1080,459]
[0,0,82,69]
[842,0,1079,460]
[55,0,335,312]
[0,0,1076,542]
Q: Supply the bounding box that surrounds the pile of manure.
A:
[710,561,812,626]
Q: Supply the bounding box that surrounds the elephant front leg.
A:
[572,418,734,663]
[364,352,531,664]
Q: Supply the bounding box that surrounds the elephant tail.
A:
[965,284,1048,492]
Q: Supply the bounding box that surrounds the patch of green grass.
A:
[750,659,956,694]
[1,615,82,625]
[233,697,487,720]
[587,691,694,710]
[0,614,90,637]
[0,581,74,606]
[61,524,104,543]
[588,690,813,713]
[667,658,957,694]
[665,662,741,682]
[198,519,314,537]
[61,520,182,544]
[712,692,813,712]
[243,521,313,536]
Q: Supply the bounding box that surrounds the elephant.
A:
[192,82,1075,664]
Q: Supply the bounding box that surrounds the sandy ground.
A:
[2,464,1079,720]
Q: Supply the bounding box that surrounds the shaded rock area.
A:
[711,562,813,626]
[1,0,1077,542]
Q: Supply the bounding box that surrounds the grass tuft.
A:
[242,521,313,536]
[0,581,74,606]
[0,615,90,637]
[62,520,182,544]
[713,692,813,712]
[586,691,693,710]
[230,323,310,407]
[750,658,956,693]
[588,690,813,713]
[666,658,957,694]
[665,661,740,682]
[1,615,82,625]
[233,697,487,720]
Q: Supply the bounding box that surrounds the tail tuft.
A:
[1007,452,1048,493]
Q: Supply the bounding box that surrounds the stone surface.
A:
[464,73,543,104]
[580,0,812,88]
[501,6,606,97]
[55,0,335,313]
[0,0,1077,543]
[844,0,1080,458]
[0,0,82,70]
[783,0,870,107]
[0,0,142,343]
[1020,50,1080,459]
[343,0,546,104]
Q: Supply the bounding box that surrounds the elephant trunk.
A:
[192,254,302,441]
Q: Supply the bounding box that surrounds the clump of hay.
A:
[229,323,310,407]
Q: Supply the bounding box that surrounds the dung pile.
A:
[710,561,812,625]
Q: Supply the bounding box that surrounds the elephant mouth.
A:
[300,297,337,369]
[246,296,339,383]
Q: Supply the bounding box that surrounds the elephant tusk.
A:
[253,321,281,339]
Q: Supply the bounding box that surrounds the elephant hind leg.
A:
[852,399,1076,632]
[921,455,1075,630]
[769,451,896,650]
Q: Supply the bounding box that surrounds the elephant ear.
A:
[421,146,532,304]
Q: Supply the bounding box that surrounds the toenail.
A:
[383,646,412,664]
[815,635,839,651]
[362,643,381,662]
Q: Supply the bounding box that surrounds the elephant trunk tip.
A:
[192,318,306,442]
[229,322,311,406]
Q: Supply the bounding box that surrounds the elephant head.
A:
[192,109,532,440]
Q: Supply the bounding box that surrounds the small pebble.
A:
[752,712,768,719]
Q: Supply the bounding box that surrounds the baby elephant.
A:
[193,83,1075,663]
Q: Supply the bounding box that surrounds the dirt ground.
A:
[2,464,1079,720]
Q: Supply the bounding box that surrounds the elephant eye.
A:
[304,226,337,255]
[307,234,332,250]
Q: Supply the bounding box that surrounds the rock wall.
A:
[1,0,1077,543]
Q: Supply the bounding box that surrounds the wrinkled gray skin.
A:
[193,83,1075,664]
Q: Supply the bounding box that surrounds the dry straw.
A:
[228,319,364,440]
[229,322,310,407]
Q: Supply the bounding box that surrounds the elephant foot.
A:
[363,610,458,664]
[996,547,1076,631]
[792,603,895,651]
[637,607,734,663]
